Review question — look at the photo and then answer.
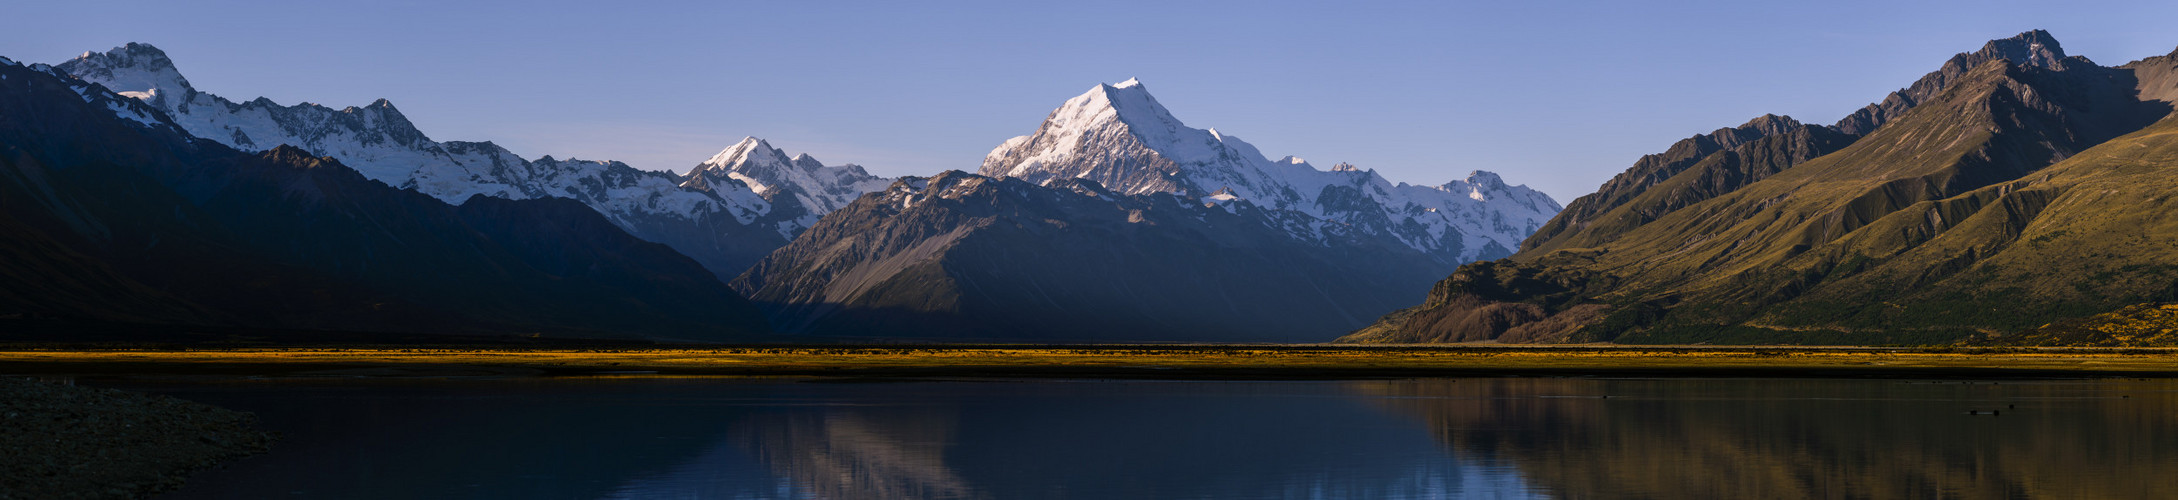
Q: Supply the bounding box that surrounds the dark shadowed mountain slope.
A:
[56,43,891,280]
[732,171,1449,341]
[0,58,765,340]
[731,79,1565,342]
[1347,31,2178,344]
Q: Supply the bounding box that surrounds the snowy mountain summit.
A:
[682,137,892,233]
[57,43,889,277]
[982,79,1560,262]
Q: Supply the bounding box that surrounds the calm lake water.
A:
[94,377,2178,500]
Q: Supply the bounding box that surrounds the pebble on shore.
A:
[0,377,273,500]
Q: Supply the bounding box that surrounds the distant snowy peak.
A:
[50,42,812,277]
[59,43,190,102]
[686,136,892,217]
[1440,170,1556,209]
[978,79,1561,263]
[1051,77,1196,153]
[981,78,1245,197]
[56,44,447,184]
[51,43,765,217]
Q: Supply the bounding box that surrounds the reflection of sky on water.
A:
[115,377,2178,499]
[108,378,1543,500]
[601,381,1542,500]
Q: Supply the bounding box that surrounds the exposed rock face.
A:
[0,58,767,339]
[55,43,888,278]
[1349,30,2178,345]
[733,171,1450,341]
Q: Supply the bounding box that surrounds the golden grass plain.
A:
[4,345,2178,378]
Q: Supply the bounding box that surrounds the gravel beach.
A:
[0,377,272,499]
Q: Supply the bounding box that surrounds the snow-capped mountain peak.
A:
[684,136,894,232]
[983,79,1273,198]
[52,43,890,278]
[700,136,789,171]
[62,43,190,101]
[57,43,449,183]
[979,79,1562,263]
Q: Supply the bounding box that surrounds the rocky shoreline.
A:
[0,377,273,499]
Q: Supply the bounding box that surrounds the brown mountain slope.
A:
[1522,30,2077,255]
[1346,31,2177,344]
[1743,112,2178,337]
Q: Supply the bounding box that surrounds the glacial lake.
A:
[94,376,2178,499]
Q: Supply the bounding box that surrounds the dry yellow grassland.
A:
[2,346,2175,378]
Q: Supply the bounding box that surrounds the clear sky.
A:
[7,0,2177,202]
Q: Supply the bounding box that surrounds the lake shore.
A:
[0,377,273,500]
[3,345,2177,379]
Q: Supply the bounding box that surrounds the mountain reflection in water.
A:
[1353,378,2178,499]
[603,381,1528,499]
[101,377,2175,499]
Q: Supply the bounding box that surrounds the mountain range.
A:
[25,31,2178,346]
[7,43,1560,342]
[1342,30,2178,345]
[55,43,890,278]
[0,56,767,339]
[980,79,1559,264]
[732,80,1558,341]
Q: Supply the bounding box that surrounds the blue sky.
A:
[8,0,2178,201]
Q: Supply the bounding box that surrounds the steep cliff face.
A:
[733,171,1449,341]
[1348,31,2178,344]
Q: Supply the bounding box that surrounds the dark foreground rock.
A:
[0,378,272,499]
